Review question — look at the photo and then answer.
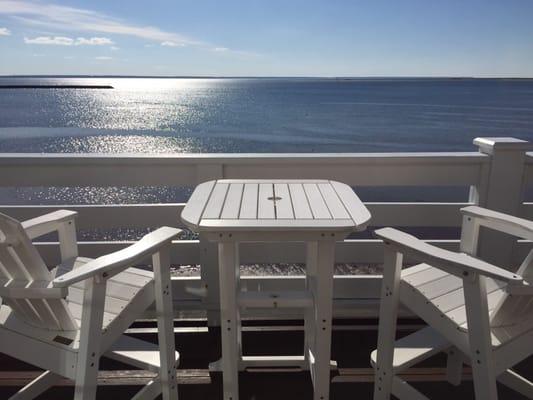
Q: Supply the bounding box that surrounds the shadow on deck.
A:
[0,319,531,399]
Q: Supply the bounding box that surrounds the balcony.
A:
[0,136,532,399]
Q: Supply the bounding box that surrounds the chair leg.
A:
[8,370,61,400]
[446,348,463,386]
[373,246,403,400]
[153,248,179,400]
[498,369,533,399]
[74,277,107,400]
[463,275,498,400]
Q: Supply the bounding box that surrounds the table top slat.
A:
[274,183,295,219]
[202,183,229,219]
[288,184,313,219]
[239,183,259,219]
[318,183,351,219]
[221,183,244,219]
[180,180,216,225]
[330,181,372,230]
[303,183,331,219]
[258,184,276,219]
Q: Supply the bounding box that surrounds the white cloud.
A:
[0,27,10,36]
[110,46,119,51]
[24,36,73,45]
[212,47,261,58]
[75,37,113,45]
[24,35,114,46]
[95,56,112,60]
[0,0,200,46]
[161,41,183,47]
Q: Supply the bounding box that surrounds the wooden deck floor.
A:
[0,319,531,399]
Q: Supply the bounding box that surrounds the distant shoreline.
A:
[0,85,114,89]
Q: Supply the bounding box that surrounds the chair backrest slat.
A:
[0,212,78,331]
[31,299,61,328]
[47,298,78,330]
[0,214,50,280]
[0,246,31,280]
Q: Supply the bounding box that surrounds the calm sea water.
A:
[1,77,533,153]
[1,77,533,233]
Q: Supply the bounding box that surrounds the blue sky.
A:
[0,0,532,77]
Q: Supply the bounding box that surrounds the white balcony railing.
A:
[0,137,532,319]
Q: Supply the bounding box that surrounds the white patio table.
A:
[181,179,371,400]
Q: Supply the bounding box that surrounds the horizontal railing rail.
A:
[0,152,487,186]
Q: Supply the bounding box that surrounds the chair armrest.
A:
[53,226,181,288]
[374,227,522,284]
[22,210,78,239]
[461,206,533,241]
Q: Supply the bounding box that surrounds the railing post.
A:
[196,164,224,326]
[472,137,532,266]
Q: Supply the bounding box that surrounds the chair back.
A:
[0,212,77,330]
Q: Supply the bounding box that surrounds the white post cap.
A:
[474,137,533,154]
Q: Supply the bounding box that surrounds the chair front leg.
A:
[153,247,178,400]
[463,274,498,400]
[74,276,107,400]
[374,245,403,400]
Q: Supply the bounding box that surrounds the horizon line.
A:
[1,74,533,80]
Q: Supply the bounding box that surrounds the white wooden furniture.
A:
[372,206,533,400]
[181,179,371,400]
[0,210,181,400]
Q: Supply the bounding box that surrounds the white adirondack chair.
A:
[0,210,181,400]
[372,206,533,400]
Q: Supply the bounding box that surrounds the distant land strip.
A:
[0,85,114,89]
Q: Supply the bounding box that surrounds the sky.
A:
[0,0,532,77]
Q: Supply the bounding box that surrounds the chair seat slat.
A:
[29,299,60,330]
[68,287,130,316]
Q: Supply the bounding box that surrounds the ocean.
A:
[2,77,533,154]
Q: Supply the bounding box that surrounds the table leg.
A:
[200,233,221,327]
[218,241,241,400]
[312,240,335,400]
[304,242,318,366]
